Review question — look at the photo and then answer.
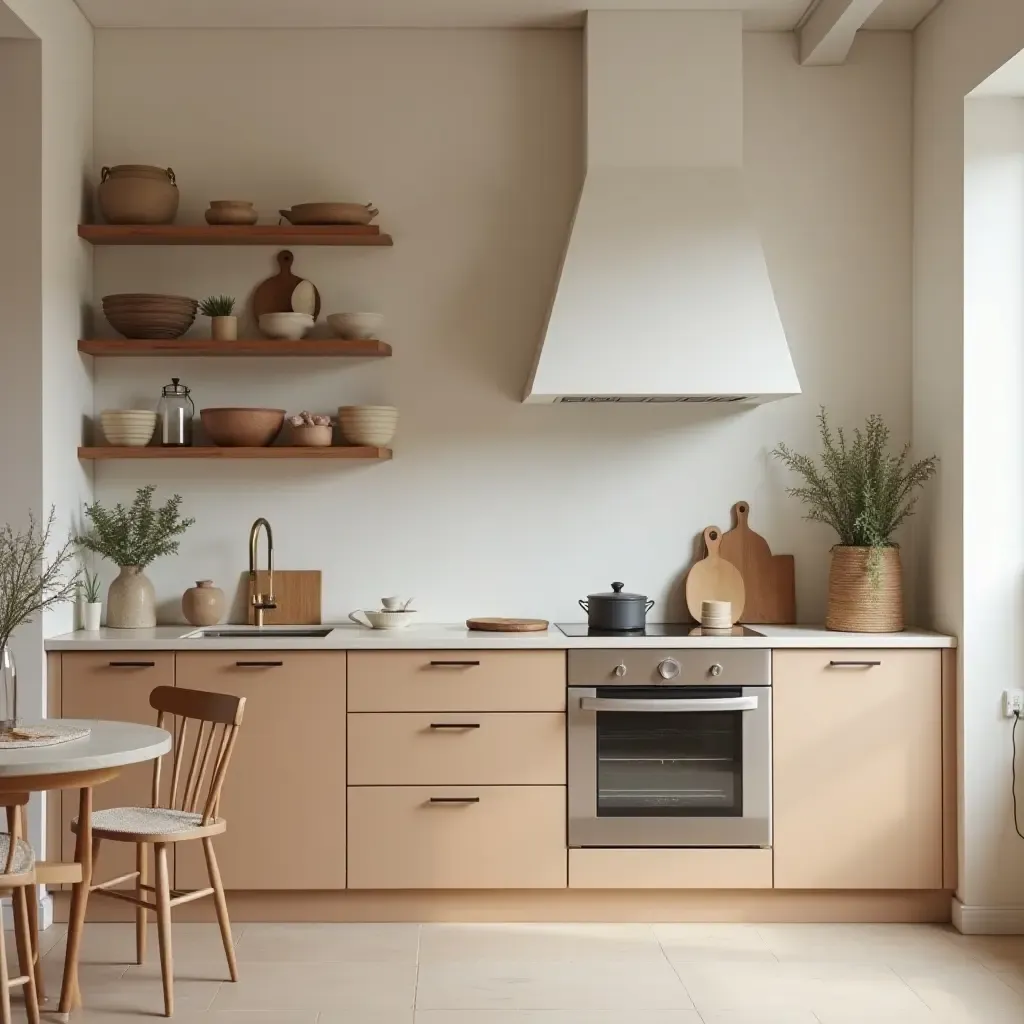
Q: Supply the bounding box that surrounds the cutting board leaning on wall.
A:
[719,501,796,624]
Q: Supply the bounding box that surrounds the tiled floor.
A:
[18,921,1024,1022]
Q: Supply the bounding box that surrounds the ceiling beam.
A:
[798,0,886,66]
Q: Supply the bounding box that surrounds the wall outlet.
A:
[1004,690,1024,718]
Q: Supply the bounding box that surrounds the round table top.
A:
[0,719,171,778]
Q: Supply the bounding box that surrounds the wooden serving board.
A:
[252,250,321,321]
[466,617,549,632]
[245,570,321,625]
[719,501,796,624]
[685,526,746,624]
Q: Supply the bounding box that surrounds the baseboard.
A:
[953,897,1024,934]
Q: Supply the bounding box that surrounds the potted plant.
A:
[199,294,237,341]
[77,486,195,629]
[79,567,102,631]
[773,409,937,632]
[0,509,79,728]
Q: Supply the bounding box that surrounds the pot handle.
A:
[165,167,177,185]
[645,600,655,613]
[100,166,111,183]
[579,599,589,613]
[349,610,371,627]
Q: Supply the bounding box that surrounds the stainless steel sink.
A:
[188,628,334,639]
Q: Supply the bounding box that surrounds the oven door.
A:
[568,685,771,848]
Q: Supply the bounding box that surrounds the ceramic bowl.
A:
[103,293,198,339]
[200,407,285,447]
[327,312,384,341]
[100,410,157,447]
[205,200,258,225]
[289,423,333,447]
[338,405,398,446]
[258,312,314,340]
[348,609,418,630]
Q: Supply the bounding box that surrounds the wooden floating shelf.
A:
[78,224,394,246]
[79,446,392,461]
[78,338,392,358]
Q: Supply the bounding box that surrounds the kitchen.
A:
[0,0,1022,1019]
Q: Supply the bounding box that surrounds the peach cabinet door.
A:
[348,785,567,889]
[174,652,346,890]
[60,652,174,885]
[772,649,943,890]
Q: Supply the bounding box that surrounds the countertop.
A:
[44,623,957,651]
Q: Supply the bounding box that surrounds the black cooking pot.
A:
[579,582,654,632]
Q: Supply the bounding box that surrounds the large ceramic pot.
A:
[182,580,225,627]
[107,565,156,629]
[826,546,904,633]
[97,165,179,224]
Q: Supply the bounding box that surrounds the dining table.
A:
[0,718,171,1016]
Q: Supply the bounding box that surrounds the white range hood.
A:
[524,11,801,405]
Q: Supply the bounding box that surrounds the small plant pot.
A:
[290,424,333,447]
[83,602,102,631]
[211,316,238,341]
[826,546,904,633]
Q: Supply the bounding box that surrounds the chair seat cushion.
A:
[74,806,221,837]
[0,833,35,876]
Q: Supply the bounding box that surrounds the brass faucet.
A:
[248,517,276,628]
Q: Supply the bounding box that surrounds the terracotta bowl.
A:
[289,423,333,447]
[201,408,285,447]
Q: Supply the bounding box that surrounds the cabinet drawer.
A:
[348,785,567,889]
[772,649,941,686]
[175,650,346,690]
[61,651,174,690]
[348,651,565,712]
[569,848,772,889]
[348,712,565,785]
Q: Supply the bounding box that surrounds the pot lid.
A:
[587,581,648,602]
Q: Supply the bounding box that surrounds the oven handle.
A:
[578,695,759,713]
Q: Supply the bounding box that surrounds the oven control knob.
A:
[613,663,627,678]
[709,663,723,677]
[658,658,681,680]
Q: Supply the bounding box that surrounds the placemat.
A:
[0,724,91,748]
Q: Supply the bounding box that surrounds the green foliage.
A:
[199,294,235,317]
[773,408,938,550]
[78,486,195,569]
[0,508,80,649]
[80,566,101,603]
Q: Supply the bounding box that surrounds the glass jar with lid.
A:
[157,377,194,446]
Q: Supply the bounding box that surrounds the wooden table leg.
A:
[58,787,92,1014]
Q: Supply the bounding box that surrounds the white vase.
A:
[106,565,156,629]
[83,602,102,631]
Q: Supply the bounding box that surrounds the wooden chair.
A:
[0,794,40,1024]
[71,686,246,1017]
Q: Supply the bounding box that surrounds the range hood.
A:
[524,11,801,405]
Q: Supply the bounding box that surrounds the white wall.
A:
[91,29,913,626]
[914,0,1024,921]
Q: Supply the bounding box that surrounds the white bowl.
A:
[327,312,384,341]
[349,609,417,630]
[259,312,314,340]
[338,405,398,446]
[100,410,157,447]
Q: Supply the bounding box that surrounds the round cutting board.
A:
[466,617,549,632]
[685,525,746,623]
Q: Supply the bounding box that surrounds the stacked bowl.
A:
[338,405,398,446]
[103,293,198,340]
[100,410,157,447]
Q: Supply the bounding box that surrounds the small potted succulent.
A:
[79,566,103,631]
[199,294,237,341]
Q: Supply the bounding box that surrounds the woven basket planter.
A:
[825,546,904,633]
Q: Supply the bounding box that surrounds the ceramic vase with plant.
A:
[0,509,80,728]
[80,567,103,631]
[773,409,937,633]
[199,295,237,341]
[78,486,195,629]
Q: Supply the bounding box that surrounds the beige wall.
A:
[914,0,1024,918]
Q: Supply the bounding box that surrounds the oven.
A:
[568,648,771,848]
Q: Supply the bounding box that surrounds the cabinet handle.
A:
[234,660,284,668]
[429,660,481,667]
[429,723,481,730]
[828,660,882,668]
[428,796,480,804]
[108,660,155,668]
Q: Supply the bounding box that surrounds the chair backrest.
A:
[150,686,246,826]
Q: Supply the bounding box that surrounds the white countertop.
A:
[44,623,957,651]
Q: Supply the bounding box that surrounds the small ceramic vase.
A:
[182,580,225,627]
[211,316,238,341]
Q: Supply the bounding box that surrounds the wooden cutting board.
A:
[252,250,321,321]
[466,617,549,632]
[685,525,746,623]
[719,501,796,624]
[245,570,321,625]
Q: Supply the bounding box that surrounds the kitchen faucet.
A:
[248,517,276,628]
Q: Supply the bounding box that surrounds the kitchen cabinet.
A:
[772,649,943,890]
[60,653,174,885]
[173,652,346,891]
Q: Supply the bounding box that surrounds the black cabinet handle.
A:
[429,723,481,730]
[429,660,481,667]
[428,796,480,804]
[108,660,155,668]
[234,660,284,668]
[828,660,882,668]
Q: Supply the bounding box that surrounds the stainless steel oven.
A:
[568,648,771,848]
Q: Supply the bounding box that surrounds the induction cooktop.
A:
[555,623,765,638]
